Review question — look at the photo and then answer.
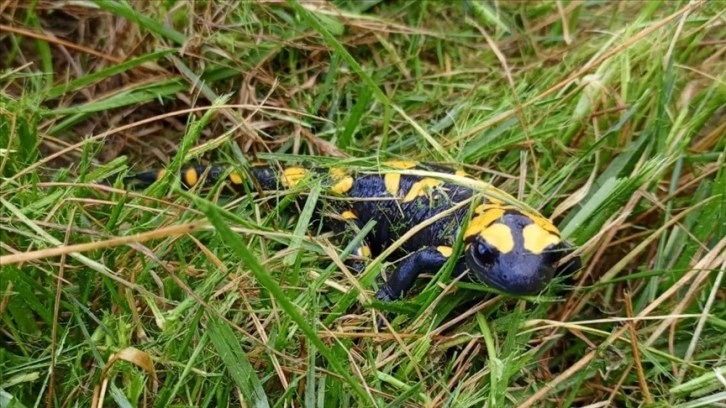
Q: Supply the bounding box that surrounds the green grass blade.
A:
[46,49,175,99]
[338,85,373,150]
[187,192,373,404]
[96,0,186,45]
[288,0,451,160]
[207,315,271,408]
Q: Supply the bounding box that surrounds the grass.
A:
[1,0,725,407]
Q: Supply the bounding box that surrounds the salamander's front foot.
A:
[373,246,459,330]
[375,286,396,302]
[347,259,367,275]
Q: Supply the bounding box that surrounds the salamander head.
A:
[464,209,579,295]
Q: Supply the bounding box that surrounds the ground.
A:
[0,1,724,407]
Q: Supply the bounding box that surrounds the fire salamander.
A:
[124,161,581,302]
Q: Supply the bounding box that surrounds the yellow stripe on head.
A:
[479,223,515,253]
[184,167,199,187]
[281,167,307,188]
[384,160,418,169]
[482,188,507,205]
[402,178,444,203]
[522,224,561,254]
[384,173,401,196]
[465,208,505,239]
[475,203,506,214]
[523,211,560,236]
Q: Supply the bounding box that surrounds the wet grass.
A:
[1,1,725,407]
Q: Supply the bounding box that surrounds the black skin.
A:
[123,163,581,302]
[343,169,470,254]
[338,171,471,300]
[331,169,579,299]
[376,247,468,301]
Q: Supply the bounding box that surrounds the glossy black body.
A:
[341,173,472,256]
[124,162,581,301]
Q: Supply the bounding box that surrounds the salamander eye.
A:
[475,242,497,269]
[465,240,499,276]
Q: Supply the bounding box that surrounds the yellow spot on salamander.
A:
[437,246,453,258]
[329,167,347,179]
[465,209,505,239]
[341,210,358,220]
[229,171,244,185]
[155,169,167,181]
[475,203,505,214]
[355,245,371,258]
[402,178,444,203]
[522,224,561,254]
[384,173,401,196]
[329,168,354,194]
[480,223,515,254]
[330,167,353,195]
[455,170,469,177]
[328,167,353,195]
[184,167,199,187]
[281,167,307,188]
[384,160,418,169]
[523,211,560,236]
[331,176,354,195]
[483,188,507,205]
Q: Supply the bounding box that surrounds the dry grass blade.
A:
[0,221,207,265]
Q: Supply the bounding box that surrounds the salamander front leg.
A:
[376,246,457,302]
